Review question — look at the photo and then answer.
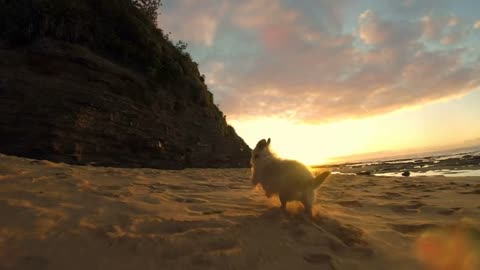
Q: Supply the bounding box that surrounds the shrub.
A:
[132,0,162,24]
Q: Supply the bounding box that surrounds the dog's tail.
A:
[312,171,331,189]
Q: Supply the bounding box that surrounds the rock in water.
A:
[0,0,250,169]
[402,171,411,177]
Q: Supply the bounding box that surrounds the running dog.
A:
[250,138,331,216]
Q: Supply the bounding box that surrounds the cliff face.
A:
[0,40,250,169]
[0,0,251,169]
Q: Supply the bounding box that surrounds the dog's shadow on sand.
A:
[254,206,369,249]
[225,206,374,269]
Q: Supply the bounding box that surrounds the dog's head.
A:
[251,138,272,165]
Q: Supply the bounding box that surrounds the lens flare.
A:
[415,223,480,270]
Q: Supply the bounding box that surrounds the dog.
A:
[250,138,331,216]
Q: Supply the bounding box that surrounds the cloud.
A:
[475,20,480,29]
[360,9,421,45]
[230,0,300,50]
[421,15,470,45]
[422,16,446,40]
[160,1,480,123]
[158,0,228,46]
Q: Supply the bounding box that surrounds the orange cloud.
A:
[159,1,480,123]
[475,20,480,29]
[422,15,470,45]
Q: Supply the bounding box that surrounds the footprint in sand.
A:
[14,256,49,270]
[437,207,463,215]
[94,185,126,198]
[336,200,363,208]
[437,209,455,215]
[97,185,123,191]
[313,216,367,248]
[287,225,307,238]
[370,192,403,200]
[131,182,165,192]
[390,223,437,234]
[402,183,435,193]
[139,195,161,204]
[388,201,425,213]
[303,253,333,267]
[458,189,480,195]
[173,196,208,204]
[227,184,247,190]
[204,236,238,252]
[190,253,213,266]
[187,205,224,215]
[54,172,71,179]
[136,219,226,235]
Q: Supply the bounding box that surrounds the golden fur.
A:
[250,138,331,215]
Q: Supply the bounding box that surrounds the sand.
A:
[0,154,479,270]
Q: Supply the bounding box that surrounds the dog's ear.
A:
[255,139,267,150]
[267,138,271,145]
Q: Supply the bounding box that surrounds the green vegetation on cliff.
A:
[0,0,204,92]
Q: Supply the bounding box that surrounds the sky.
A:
[158,0,480,164]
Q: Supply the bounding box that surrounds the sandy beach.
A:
[0,153,479,270]
[2,1,480,270]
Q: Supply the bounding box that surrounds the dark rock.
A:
[356,171,372,176]
[402,171,411,177]
[0,40,251,169]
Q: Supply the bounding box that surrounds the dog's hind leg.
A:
[303,201,313,216]
[302,191,314,216]
[279,195,287,212]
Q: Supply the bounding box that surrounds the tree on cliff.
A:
[131,0,162,24]
[0,0,172,77]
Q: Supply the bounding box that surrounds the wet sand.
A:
[0,154,479,269]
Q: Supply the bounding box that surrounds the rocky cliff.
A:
[0,0,251,169]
